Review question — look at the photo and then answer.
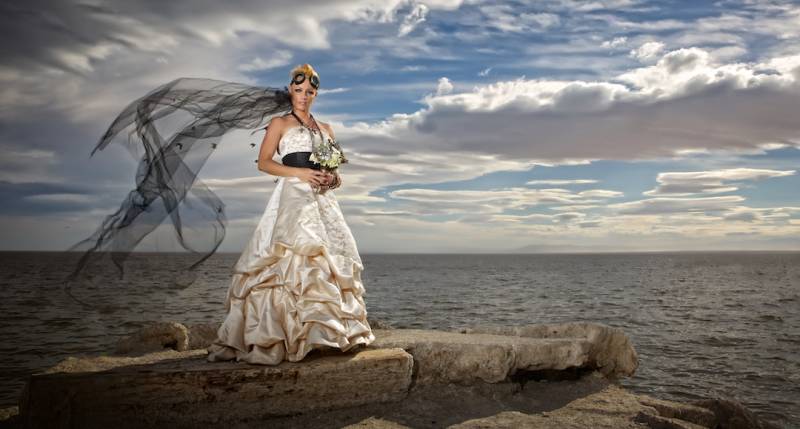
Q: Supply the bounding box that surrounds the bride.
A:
[62,61,374,364]
[206,64,376,364]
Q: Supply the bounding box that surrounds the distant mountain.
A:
[512,243,642,253]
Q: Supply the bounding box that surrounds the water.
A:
[0,251,797,427]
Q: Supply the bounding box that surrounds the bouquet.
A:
[309,136,348,194]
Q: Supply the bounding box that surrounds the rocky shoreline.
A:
[1,320,780,428]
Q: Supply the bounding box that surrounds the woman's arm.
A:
[257,117,300,177]
[321,122,336,140]
[258,117,329,187]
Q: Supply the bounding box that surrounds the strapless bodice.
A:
[278,125,331,158]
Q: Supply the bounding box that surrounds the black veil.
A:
[64,77,293,308]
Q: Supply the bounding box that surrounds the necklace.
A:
[290,110,323,150]
[290,110,321,135]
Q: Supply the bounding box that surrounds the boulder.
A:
[15,322,779,429]
[369,322,636,385]
[449,380,780,429]
[113,321,189,355]
[458,321,638,379]
[451,381,708,429]
[184,322,219,350]
[691,397,779,429]
[20,348,413,428]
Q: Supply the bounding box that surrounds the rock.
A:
[19,348,413,428]
[17,323,778,428]
[240,371,778,429]
[329,374,613,429]
[113,321,189,355]
[0,406,18,428]
[368,317,395,330]
[690,397,781,429]
[184,322,219,350]
[459,321,639,379]
[368,322,636,385]
[450,381,749,429]
[637,395,716,427]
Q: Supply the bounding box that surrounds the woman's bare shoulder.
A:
[268,115,299,140]
[319,121,336,138]
[269,115,290,132]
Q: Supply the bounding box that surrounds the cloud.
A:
[0,146,59,183]
[0,180,101,215]
[2,0,799,252]
[435,77,454,95]
[0,0,467,121]
[721,205,799,224]
[478,5,561,33]
[602,36,628,49]
[526,179,598,185]
[611,195,746,215]
[384,185,623,218]
[398,2,429,36]
[643,167,796,196]
[524,12,561,29]
[340,48,800,165]
[724,209,759,222]
[238,50,293,72]
[579,189,623,198]
[319,87,351,94]
[630,41,665,62]
[553,211,585,222]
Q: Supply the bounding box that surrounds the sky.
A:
[1,0,799,254]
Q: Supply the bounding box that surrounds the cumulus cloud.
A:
[629,41,666,62]
[341,47,800,165]
[435,77,454,95]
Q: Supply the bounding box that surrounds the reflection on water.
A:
[0,251,797,427]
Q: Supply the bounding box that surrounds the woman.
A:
[65,62,375,364]
[205,64,376,364]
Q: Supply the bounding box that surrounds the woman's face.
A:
[290,76,317,113]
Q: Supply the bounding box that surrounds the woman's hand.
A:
[329,171,342,189]
[317,171,337,194]
[295,168,329,186]
[321,170,336,186]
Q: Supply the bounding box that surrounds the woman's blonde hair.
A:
[289,63,319,82]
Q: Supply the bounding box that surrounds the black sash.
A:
[281,151,321,170]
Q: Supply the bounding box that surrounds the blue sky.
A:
[1,0,798,253]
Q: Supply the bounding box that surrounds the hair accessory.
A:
[291,72,319,89]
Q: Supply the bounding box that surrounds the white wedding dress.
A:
[206,125,376,365]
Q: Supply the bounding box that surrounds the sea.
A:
[0,251,797,427]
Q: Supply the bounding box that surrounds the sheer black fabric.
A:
[64,77,293,307]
